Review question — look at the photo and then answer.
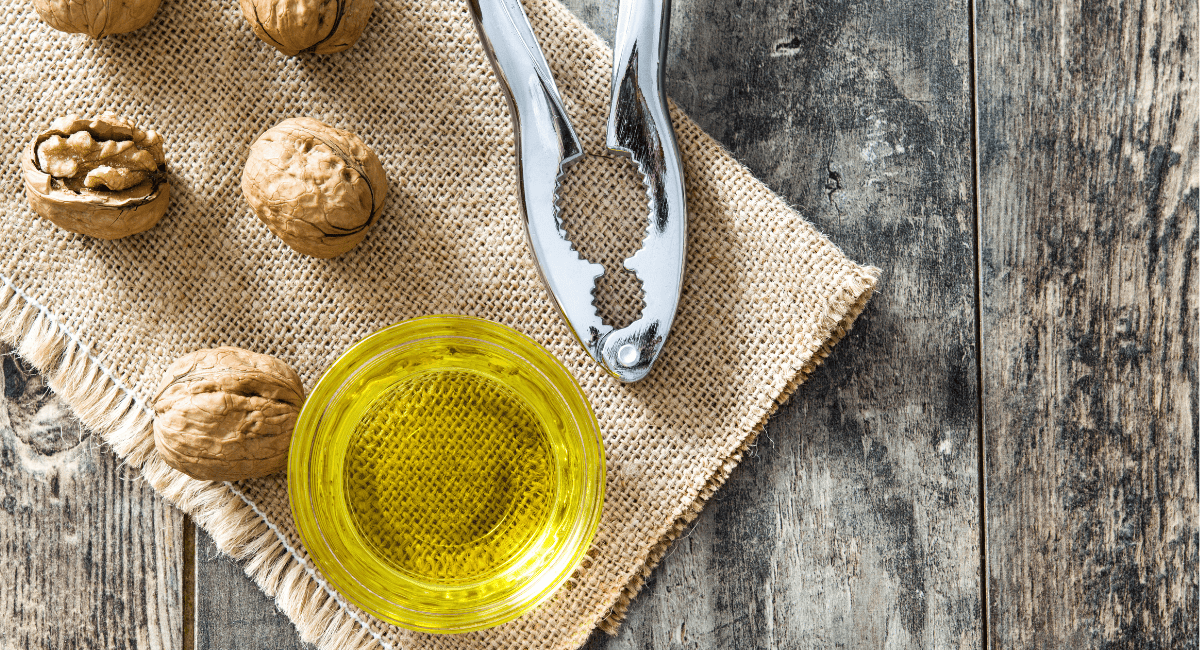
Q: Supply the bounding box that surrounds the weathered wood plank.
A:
[194,527,313,650]
[0,345,184,650]
[976,0,1199,646]
[572,0,983,646]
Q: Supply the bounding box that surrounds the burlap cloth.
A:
[0,0,879,647]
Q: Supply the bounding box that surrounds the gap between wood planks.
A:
[184,515,196,650]
[967,0,990,647]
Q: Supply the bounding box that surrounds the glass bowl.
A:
[288,315,604,633]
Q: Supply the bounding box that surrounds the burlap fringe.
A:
[596,264,880,634]
[0,275,392,650]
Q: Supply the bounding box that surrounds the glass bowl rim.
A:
[287,314,605,633]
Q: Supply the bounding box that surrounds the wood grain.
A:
[0,345,184,650]
[193,527,312,650]
[575,0,984,646]
[976,0,1199,646]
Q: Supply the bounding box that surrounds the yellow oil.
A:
[290,317,605,631]
[341,369,554,584]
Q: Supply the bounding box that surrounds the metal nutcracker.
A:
[468,0,687,383]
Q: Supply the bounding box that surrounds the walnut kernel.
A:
[22,114,170,240]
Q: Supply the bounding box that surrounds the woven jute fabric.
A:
[0,0,879,648]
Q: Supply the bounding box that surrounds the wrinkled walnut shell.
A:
[239,0,375,56]
[152,347,305,482]
[22,114,170,240]
[242,117,387,258]
[33,0,162,37]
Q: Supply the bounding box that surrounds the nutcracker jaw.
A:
[468,0,686,383]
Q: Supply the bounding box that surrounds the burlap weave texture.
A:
[0,0,879,648]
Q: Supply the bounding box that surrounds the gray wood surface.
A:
[193,527,311,650]
[0,348,184,650]
[1,0,1196,648]
[577,0,984,647]
[976,0,1199,646]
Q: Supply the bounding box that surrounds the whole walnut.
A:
[32,0,162,37]
[242,117,387,258]
[239,0,375,56]
[22,114,169,240]
[152,347,305,482]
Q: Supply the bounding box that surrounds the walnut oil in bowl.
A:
[288,316,604,633]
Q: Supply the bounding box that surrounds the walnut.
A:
[152,347,305,482]
[239,0,375,56]
[32,0,162,38]
[242,117,387,258]
[21,114,169,240]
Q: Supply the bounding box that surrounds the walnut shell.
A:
[32,0,162,37]
[242,117,387,258]
[152,347,305,482]
[22,114,170,240]
[239,0,375,56]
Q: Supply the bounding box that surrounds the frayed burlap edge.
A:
[0,259,880,647]
[595,265,880,635]
[0,273,392,650]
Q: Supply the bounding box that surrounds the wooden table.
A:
[1,0,1195,647]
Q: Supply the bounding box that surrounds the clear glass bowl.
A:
[288,315,604,633]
